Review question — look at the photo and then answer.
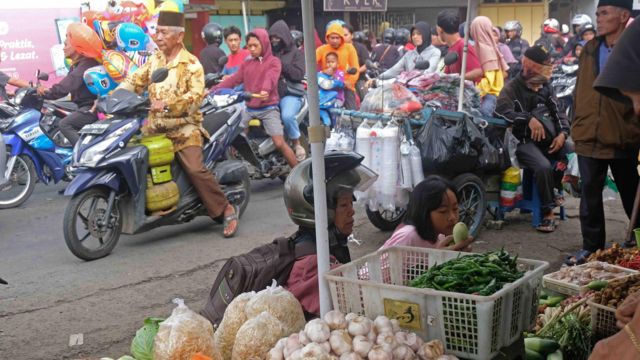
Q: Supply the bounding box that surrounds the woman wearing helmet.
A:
[284,151,377,316]
[563,14,593,56]
[370,27,401,72]
[199,23,226,75]
[504,20,530,70]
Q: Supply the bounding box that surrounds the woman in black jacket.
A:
[495,46,570,233]
[269,20,307,161]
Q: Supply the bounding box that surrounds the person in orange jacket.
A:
[316,22,360,110]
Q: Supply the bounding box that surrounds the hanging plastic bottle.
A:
[355,121,372,202]
[368,121,384,211]
[325,130,339,152]
[380,123,399,211]
[409,142,424,187]
[400,137,413,189]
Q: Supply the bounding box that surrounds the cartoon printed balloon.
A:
[93,20,122,49]
[102,49,138,82]
[83,65,118,97]
[81,10,102,27]
[116,23,148,51]
[126,50,151,67]
[156,0,183,13]
[66,23,104,59]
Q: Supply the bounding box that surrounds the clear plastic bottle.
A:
[409,142,424,186]
[380,123,399,211]
[400,138,413,189]
[368,121,384,211]
[355,121,372,202]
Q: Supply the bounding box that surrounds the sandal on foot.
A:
[223,204,239,238]
[564,249,592,266]
[294,145,306,162]
[536,218,557,233]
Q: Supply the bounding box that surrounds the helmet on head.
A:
[353,31,367,44]
[580,23,597,37]
[382,28,396,44]
[504,20,523,36]
[572,14,593,27]
[395,28,410,46]
[561,24,570,35]
[290,30,303,48]
[543,18,560,33]
[115,23,148,51]
[202,23,223,45]
[283,151,377,228]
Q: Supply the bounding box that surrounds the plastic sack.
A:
[368,121,384,211]
[231,311,285,360]
[415,112,479,175]
[466,120,502,172]
[400,138,413,189]
[379,123,400,210]
[243,281,306,337]
[355,121,372,201]
[153,299,222,360]
[360,82,422,114]
[213,292,255,360]
[409,143,424,187]
[504,128,521,169]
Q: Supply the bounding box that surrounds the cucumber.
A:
[587,280,608,291]
[524,337,560,355]
[546,350,563,360]
[526,348,545,360]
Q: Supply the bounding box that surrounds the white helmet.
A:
[504,20,523,36]
[571,14,593,27]
[543,18,560,32]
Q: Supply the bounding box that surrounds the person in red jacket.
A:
[214,28,297,168]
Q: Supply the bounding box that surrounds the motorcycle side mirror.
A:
[365,59,377,70]
[414,60,430,70]
[444,52,459,66]
[205,73,221,88]
[151,68,169,84]
[346,67,358,75]
[218,56,228,67]
[37,72,49,82]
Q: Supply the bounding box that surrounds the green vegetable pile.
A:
[130,317,164,360]
[408,250,525,295]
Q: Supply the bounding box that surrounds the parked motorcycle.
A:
[551,63,578,120]
[63,69,251,261]
[0,71,75,209]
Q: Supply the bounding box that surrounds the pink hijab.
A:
[470,16,509,73]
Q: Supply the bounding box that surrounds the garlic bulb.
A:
[367,329,377,343]
[301,342,329,357]
[298,330,311,345]
[324,310,348,330]
[339,352,364,360]
[376,331,398,354]
[390,319,401,333]
[345,312,358,323]
[435,356,459,360]
[417,340,445,359]
[288,348,303,360]
[352,335,373,357]
[318,341,331,354]
[373,315,393,334]
[305,318,331,343]
[404,332,423,352]
[284,333,303,358]
[394,331,408,345]
[347,316,372,337]
[267,344,284,360]
[329,329,353,355]
[368,345,393,360]
[392,344,415,360]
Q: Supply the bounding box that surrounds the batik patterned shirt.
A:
[119,46,207,151]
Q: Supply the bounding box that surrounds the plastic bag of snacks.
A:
[213,292,255,360]
[231,311,285,360]
[244,281,306,337]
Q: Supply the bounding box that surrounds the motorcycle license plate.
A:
[79,123,109,135]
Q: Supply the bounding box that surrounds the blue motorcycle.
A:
[63,69,251,261]
[0,72,75,209]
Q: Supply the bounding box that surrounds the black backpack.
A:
[201,236,317,328]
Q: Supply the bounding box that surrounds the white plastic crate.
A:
[324,246,548,360]
[589,301,619,339]
[542,262,637,296]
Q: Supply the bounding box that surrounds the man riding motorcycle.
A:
[36,29,100,145]
[199,22,226,75]
[118,11,239,238]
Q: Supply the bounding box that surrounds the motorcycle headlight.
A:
[12,91,25,106]
[78,122,135,167]
[0,117,14,131]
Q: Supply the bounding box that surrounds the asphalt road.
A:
[0,180,630,359]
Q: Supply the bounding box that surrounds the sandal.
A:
[294,144,307,162]
[223,204,239,238]
[536,218,557,233]
[564,249,592,266]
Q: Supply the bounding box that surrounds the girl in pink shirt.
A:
[381,176,473,251]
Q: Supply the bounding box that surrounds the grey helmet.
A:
[571,14,593,28]
[504,20,523,36]
[283,151,377,228]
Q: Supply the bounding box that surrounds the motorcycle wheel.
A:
[64,188,122,261]
[0,155,36,209]
[237,170,251,216]
[453,173,486,238]
[366,206,406,231]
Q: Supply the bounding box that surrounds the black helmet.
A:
[202,23,223,45]
[382,28,396,44]
[580,23,597,38]
[395,28,410,46]
[291,30,303,48]
[353,31,367,44]
[283,151,377,228]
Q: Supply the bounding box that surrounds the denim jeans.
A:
[280,95,303,140]
[480,94,498,117]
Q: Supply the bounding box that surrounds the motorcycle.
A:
[0,71,75,209]
[551,63,578,120]
[62,68,251,261]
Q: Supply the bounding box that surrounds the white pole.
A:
[241,1,249,36]
[457,0,473,112]
[301,0,332,316]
